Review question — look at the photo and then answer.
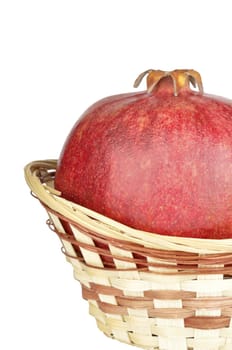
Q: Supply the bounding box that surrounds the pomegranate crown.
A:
[134,69,204,96]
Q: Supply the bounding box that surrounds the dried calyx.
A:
[134,69,204,96]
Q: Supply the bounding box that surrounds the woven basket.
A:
[25,160,232,350]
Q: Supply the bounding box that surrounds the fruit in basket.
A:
[55,69,232,239]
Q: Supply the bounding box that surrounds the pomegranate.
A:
[55,69,232,239]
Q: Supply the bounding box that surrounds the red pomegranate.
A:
[55,69,232,239]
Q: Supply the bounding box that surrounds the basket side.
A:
[46,208,232,350]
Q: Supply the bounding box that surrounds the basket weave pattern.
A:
[25,160,232,350]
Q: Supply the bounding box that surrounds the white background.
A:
[1,1,232,349]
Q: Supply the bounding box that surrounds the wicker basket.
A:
[25,160,232,350]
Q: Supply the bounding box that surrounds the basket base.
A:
[88,299,232,350]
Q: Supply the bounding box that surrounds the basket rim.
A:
[24,159,232,254]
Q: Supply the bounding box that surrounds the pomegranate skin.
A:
[55,73,232,239]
